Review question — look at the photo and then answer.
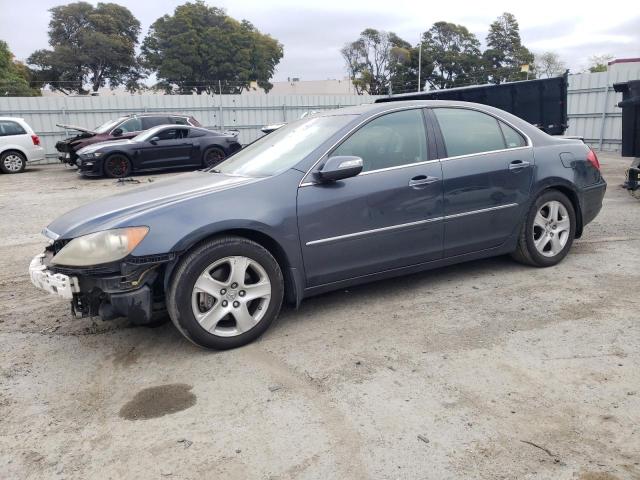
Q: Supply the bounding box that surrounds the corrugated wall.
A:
[567,65,640,151]
[2,66,640,164]
[0,94,377,163]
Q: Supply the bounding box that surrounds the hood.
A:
[77,139,135,154]
[56,123,96,134]
[45,171,260,239]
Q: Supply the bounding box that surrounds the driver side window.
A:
[331,109,428,172]
[156,128,188,140]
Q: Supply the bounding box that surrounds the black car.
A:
[55,113,203,166]
[75,125,242,177]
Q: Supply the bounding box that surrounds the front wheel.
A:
[167,236,284,349]
[511,190,576,267]
[103,154,131,178]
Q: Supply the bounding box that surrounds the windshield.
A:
[213,115,357,177]
[94,117,126,134]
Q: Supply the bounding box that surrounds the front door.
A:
[430,107,534,257]
[297,108,444,287]
[137,127,195,170]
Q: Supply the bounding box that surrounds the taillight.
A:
[31,135,41,146]
[587,149,600,170]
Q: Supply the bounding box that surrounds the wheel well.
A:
[1,148,26,159]
[542,185,583,238]
[167,229,298,305]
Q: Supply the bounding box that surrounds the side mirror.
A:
[112,128,123,137]
[316,156,363,182]
[150,136,160,145]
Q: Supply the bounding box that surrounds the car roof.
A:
[124,113,193,118]
[315,99,511,117]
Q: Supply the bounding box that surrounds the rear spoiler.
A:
[557,135,585,143]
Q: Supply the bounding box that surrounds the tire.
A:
[167,236,284,349]
[202,147,226,169]
[511,190,576,267]
[103,154,131,178]
[0,151,26,174]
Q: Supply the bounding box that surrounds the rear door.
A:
[429,107,534,257]
[136,127,195,170]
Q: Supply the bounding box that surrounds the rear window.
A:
[0,120,26,136]
[171,116,189,125]
[500,122,527,148]
[433,108,505,157]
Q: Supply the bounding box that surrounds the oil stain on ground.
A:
[119,383,196,420]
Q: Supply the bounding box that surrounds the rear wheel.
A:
[0,151,26,173]
[103,154,131,178]
[511,190,576,267]
[167,236,284,349]
[202,147,226,169]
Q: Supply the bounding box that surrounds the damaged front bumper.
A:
[29,254,80,299]
[29,249,174,325]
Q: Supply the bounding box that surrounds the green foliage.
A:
[484,12,534,83]
[534,51,566,78]
[0,40,40,96]
[588,54,613,73]
[421,22,485,89]
[343,13,535,94]
[27,2,142,94]
[140,1,283,94]
[341,29,411,95]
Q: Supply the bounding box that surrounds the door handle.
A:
[509,160,530,171]
[409,175,439,187]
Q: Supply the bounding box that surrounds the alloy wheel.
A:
[205,148,225,168]
[191,256,272,337]
[532,200,571,257]
[3,154,24,172]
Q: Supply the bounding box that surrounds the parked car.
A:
[0,117,45,173]
[55,113,202,165]
[75,124,241,177]
[29,100,606,350]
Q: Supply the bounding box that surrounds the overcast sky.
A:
[1,0,639,82]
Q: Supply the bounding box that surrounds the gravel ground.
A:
[1,154,639,480]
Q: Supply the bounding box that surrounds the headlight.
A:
[80,152,103,159]
[51,227,149,266]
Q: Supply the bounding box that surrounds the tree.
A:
[420,22,485,89]
[341,29,413,95]
[587,54,614,73]
[27,2,142,94]
[534,51,566,78]
[0,41,40,96]
[484,12,534,83]
[141,2,283,94]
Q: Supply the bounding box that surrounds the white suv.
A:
[0,117,45,173]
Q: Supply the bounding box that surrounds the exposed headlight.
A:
[51,227,149,266]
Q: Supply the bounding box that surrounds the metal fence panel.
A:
[0,94,376,163]
[567,66,640,151]
[3,67,640,164]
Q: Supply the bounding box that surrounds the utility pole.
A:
[417,40,422,92]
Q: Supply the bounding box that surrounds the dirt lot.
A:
[1,154,639,480]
